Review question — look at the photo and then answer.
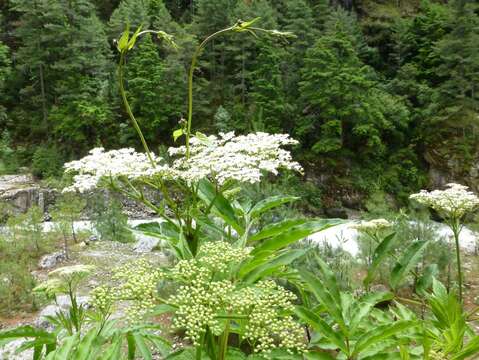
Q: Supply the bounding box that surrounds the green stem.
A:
[451,219,463,303]
[186,26,236,159]
[218,320,230,360]
[196,332,205,360]
[118,52,154,165]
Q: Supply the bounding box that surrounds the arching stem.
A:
[186,26,237,159]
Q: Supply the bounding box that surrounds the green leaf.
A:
[451,335,479,360]
[349,292,394,334]
[127,332,136,360]
[117,25,130,52]
[252,219,341,254]
[198,179,243,235]
[149,303,177,316]
[127,25,143,50]
[295,306,348,354]
[416,264,438,296]
[73,329,97,360]
[248,195,299,219]
[241,249,307,284]
[314,255,341,305]
[304,352,336,360]
[33,345,43,360]
[0,325,52,340]
[48,334,77,359]
[352,320,416,356]
[173,128,184,142]
[133,333,152,360]
[300,270,346,333]
[364,232,397,287]
[390,241,429,289]
[102,334,122,360]
[143,333,172,356]
[235,17,261,32]
[225,348,247,359]
[248,219,307,243]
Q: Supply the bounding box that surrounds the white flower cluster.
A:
[410,183,479,219]
[63,147,170,193]
[49,264,96,279]
[63,132,302,192]
[34,264,95,298]
[169,132,303,185]
[351,218,393,232]
[169,242,305,353]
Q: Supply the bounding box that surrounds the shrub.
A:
[0,129,20,174]
[91,196,133,243]
[31,145,64,179]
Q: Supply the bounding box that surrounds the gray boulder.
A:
[38,252,66,269]
[34,295,90,331]
[133,236,160,253]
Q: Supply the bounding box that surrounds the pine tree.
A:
[10,0,60,137]
[191,0,237,118]
[108,0,175,40]
[12,0,114,153]
[0,42,11,124]
[273,0,318,128]
[433,2,479,127]
[49,0,114,152]
[248,41,288,133]
[298,30,409,158]
[126,34,186,144]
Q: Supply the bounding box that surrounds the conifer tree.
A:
[12,0,114,152]
[0,42,10,124]
[126,34,186,144]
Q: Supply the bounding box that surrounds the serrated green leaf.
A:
[248,195,299,218]
[248,219,307,243]
[252,219,341,254]
[133,333,152,360]
[295,306,348,354]
[390,241,429,289]
[352,320,416,356]
[241,249,306,284]
[364,232,397,287]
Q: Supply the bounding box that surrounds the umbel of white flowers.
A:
[410,183,479,220]
[351,218,393,232]
[410,183,479,303]
[63,132,302,193]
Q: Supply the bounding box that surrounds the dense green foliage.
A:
[0,0,478,203]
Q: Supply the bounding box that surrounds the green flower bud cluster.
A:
[170,279,235,344]
[197,241,252,273]
[232,280,305,354]
[109,259,163,322]
[90,284,113,315]
[89,242,305,355]
[168,243,305,354]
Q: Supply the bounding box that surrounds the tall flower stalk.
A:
[183,19,295,158]
[410,183,479,302]
[62,20,299,257]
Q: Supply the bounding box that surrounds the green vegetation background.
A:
[0,0,478,206]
